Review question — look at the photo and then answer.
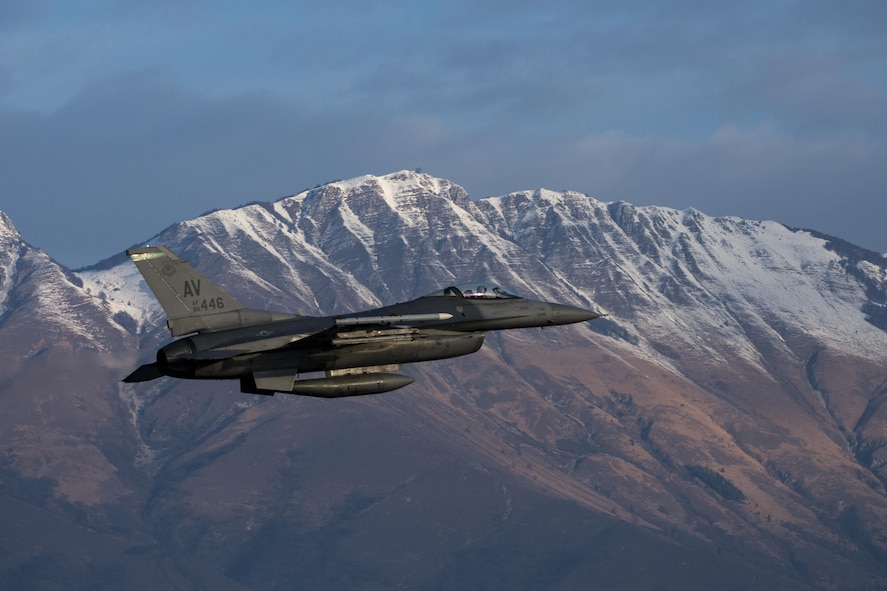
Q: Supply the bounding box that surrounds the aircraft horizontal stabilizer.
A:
[123,363,164,383]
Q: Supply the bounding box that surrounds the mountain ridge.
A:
[2,170,887,589]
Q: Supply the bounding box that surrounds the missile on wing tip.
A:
[336,313,454,326]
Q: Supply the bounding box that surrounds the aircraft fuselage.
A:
[122,246,601,397]
[158,295,593,379]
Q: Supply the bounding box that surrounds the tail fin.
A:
[127,246,245,336]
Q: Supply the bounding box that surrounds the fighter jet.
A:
[124,246,600,397]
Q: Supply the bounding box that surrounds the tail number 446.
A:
[192,297,225,312]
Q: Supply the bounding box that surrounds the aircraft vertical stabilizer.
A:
[127,246,245,335]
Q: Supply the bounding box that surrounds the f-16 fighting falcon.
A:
[124,246,601,397]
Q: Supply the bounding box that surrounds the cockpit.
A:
[424,283,519,299]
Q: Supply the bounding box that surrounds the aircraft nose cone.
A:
[549,303,601,325]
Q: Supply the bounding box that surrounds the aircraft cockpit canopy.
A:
[425,283,518,299]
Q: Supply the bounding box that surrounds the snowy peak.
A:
[0,210,26,268]
[0,210,20,240]
[276,170,474,230]
[0,211,25,318]
[267,171,553,303]
[322,170,474,213]
[475,189,887,369]
[0,211,132,352]
[274,170,480,249]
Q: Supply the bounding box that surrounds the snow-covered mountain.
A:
[0,211,133,356]
[3,170,887,590]
[84,171,887,364]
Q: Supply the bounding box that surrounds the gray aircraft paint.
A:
[125,247,600,397]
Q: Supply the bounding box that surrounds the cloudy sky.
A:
[2,1,886,267]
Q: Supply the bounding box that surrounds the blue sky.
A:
[2,1,886,267]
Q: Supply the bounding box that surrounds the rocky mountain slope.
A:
[2,171,887,589]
